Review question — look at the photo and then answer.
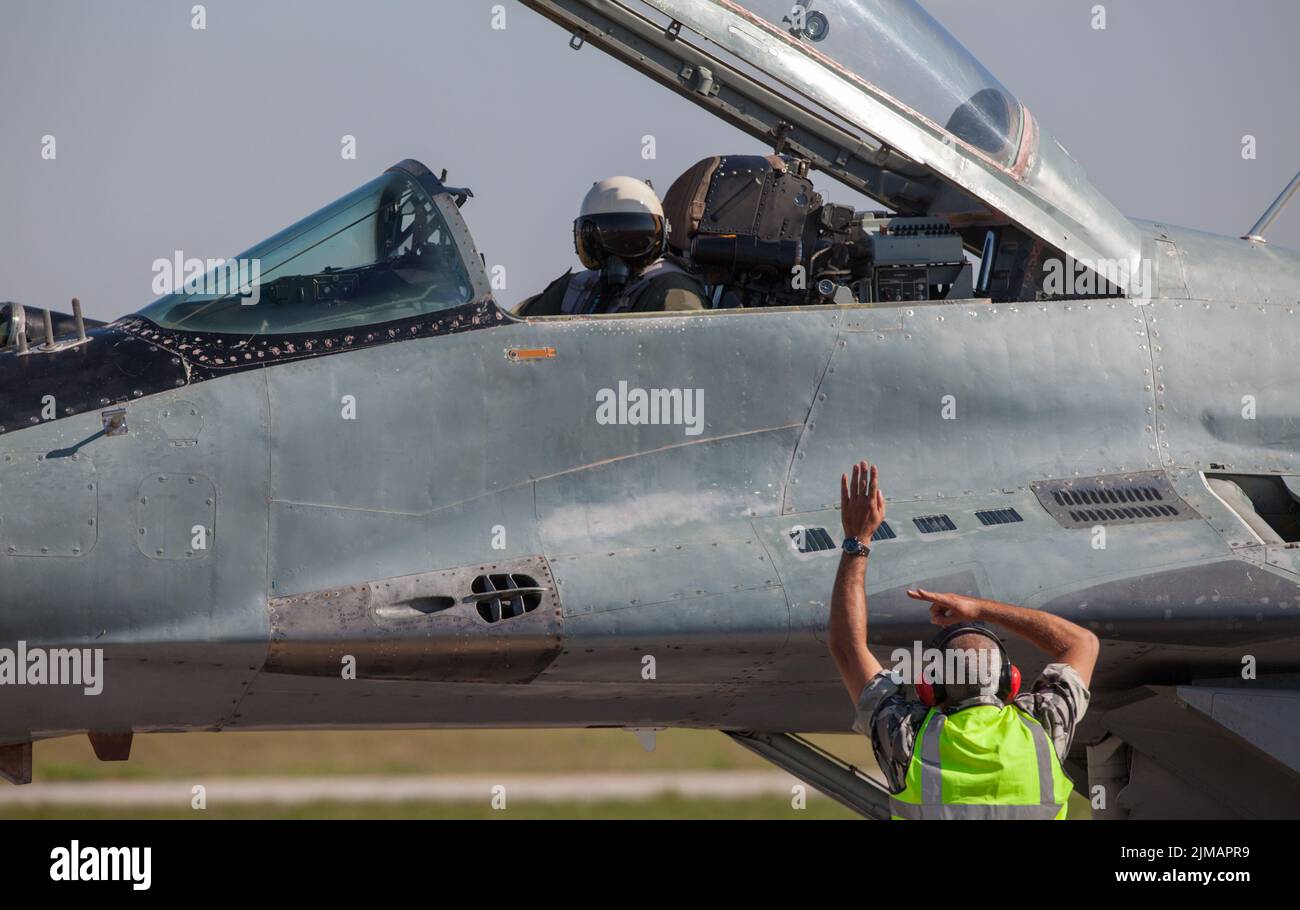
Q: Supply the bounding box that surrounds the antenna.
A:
[1244,169,1300,243]
[14,304,28,354]
[72,297,87,341]
[40,308,55,350]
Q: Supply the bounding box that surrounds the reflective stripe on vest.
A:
[889,709,1068,820]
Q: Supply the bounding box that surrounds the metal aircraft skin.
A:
[2,0,1299,819]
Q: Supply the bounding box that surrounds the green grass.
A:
[0,795,860,820]
[32,729,879,781]
[1,793,1091,820]
[17,729,1091,819]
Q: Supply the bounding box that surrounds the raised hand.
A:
[840,460,886,543]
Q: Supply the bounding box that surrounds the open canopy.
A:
[526,0,1144,288]
[727,0,1028,168]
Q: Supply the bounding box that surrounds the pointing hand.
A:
[906,588,983,626]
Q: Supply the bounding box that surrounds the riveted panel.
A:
[1264,545,1300,579]
[549,539,781,617]
[158,399,203,446]
[1149,300,1300,474]
[0,452,97,557]
[1153,239,1189,299]
[134,473,216,560]
[265,556,561,683]
[787,301,1157,510]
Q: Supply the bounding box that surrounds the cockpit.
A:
[136,161,487,335]
[522,0,1143,297]
[126,0,1139,340]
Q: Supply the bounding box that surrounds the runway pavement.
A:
[0,771,813,806]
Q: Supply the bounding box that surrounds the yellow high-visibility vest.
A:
[890,704,1073,819]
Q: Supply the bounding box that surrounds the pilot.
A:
[515,177,706,316]
[828,462,1099,819]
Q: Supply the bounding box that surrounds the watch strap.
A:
[842,536,871,557]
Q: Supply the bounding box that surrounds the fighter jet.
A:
[2,0,1299,819]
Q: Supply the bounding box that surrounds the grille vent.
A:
[913,515,957,534]
[1032,473,1195,529]
[791,522,898,553]
[471,574,542,623]
[790,526,837,553]
[975,508,1023,526]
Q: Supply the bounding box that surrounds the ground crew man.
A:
[827,461,1099,819]
[515,177,706,316]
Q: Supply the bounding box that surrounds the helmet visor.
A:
[575,213,664,269]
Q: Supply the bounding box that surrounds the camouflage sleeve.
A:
[852,670,930,794]
[1012,662,1091,762]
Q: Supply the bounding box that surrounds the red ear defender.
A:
[1006,665,1021,701]
[916,678,936,706]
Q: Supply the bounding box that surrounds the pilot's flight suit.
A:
[516,257,706,316]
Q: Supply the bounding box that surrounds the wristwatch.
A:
[842,536,871,558]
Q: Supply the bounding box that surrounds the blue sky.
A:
[2,0,1297,319]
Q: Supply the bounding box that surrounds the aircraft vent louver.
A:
[472,573,542,623]
[790,526,837,553]
[790,523,896,553]
[871,522,897,541]
[913,515,957,534]
[975,508,1023,526]
[1031,473,1197,529]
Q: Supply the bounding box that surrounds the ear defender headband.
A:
[914,622,1021,707]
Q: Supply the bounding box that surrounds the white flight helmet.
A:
[573,177,667,273]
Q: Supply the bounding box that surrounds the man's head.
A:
[939,631,1004,703]
[916,622,1020,707]
[573,177,667,278]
